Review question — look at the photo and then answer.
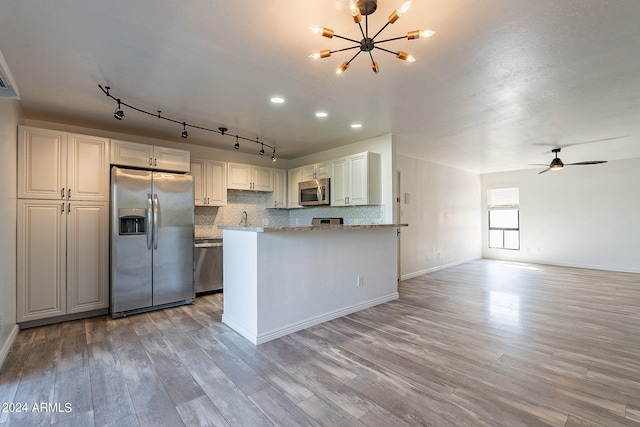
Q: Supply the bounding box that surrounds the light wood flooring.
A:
[2,260,640,426]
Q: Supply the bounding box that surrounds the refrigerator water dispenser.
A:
[118,208,147,235]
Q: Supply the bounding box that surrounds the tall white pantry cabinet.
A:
[17,126,110,323]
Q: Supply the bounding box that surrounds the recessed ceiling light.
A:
[315,111,328,118]
[270,96,285,104]
[351,123,362,128]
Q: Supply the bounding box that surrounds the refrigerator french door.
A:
[110,166,194,317]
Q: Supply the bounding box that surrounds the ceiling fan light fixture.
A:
[550,158,564,170]
[371,61,379,74]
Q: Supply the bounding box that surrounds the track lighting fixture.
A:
[113,99,125,120]
[98,85,276,160]
[310,0,435,74]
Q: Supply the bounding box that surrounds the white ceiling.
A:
[2,0,640,174]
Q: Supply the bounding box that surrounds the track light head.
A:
[218,127,227,136]
[113,99,125,120]
[234,136,240,149]
[181,123,188,139]
[271,148,276,162]
[259,142,265,156]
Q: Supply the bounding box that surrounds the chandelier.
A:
[309,0,435,74]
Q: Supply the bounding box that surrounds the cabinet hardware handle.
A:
[67,188,71,199]
[154,158,158,167]
[61,188,65,199]
[61,203,64,214]
[149,158,153,166]
[67,203,71,214]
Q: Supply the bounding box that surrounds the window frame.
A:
[487,187,520,251]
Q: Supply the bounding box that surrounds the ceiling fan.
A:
[531,148,607,174]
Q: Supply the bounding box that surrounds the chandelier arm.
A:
[375,35,407,44]
[333,34,362,44]
[370,21,392,42]
[365,14,369,38]
[346,50,363,66]
[330,45,362,54]
[356,20,367,40]
[374,45,402,56]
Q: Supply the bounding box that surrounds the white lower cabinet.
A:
[17,200,109,323]
[191,159,227,206]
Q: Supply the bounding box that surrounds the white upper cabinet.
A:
[18,126,109,201]
[331,152,381,206]
[191,158,227,206]
[227,163,273,192]
[287,167,304,209]
[110,139,190,172]
[267,169,287,208]
[301,162,331,181]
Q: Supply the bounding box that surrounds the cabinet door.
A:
[206,160,227,205]
[348,153,368,205]
[110,140,154,168]
[316,162,332,179]
[191,159,207,206]
[267,169,287,208]
[253,166,273,192]
[227,163,252,190]
[301,164,316,181]
[18,127,66,200]
[17,200,67,322]
[67,202,109,313]
[287,167,303,208]
[67,133,109,201]
[331,158,348,206]
[153,146,190,172]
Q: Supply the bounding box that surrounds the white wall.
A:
[397,155,482,279]
[481,158,640,273]
[0,97,22,366]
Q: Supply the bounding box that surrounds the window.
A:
[488,187,520,250]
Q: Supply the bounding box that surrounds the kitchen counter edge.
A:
[218,224,408,233]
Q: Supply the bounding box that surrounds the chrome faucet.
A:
[240,211,248,226]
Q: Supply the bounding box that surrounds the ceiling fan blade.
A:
[529,163,549,166]
[534,136,626,152]
[538,168,551,174]
[565,161,608,165]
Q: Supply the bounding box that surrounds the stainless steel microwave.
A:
[299,178,330,206]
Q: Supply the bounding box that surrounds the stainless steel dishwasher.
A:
[194,238,223,294]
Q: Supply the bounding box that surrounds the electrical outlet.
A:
[357,276,363,287]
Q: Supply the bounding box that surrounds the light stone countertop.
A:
[218,223,408,233]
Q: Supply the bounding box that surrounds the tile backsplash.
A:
[195,190,385,238]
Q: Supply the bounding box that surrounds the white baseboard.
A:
[400,256,481,281]
[0,325,19,369]
[223,293,399,345]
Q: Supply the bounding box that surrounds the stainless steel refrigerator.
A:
[110,166,194,317]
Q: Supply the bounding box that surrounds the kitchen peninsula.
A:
[219,223,406,344]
